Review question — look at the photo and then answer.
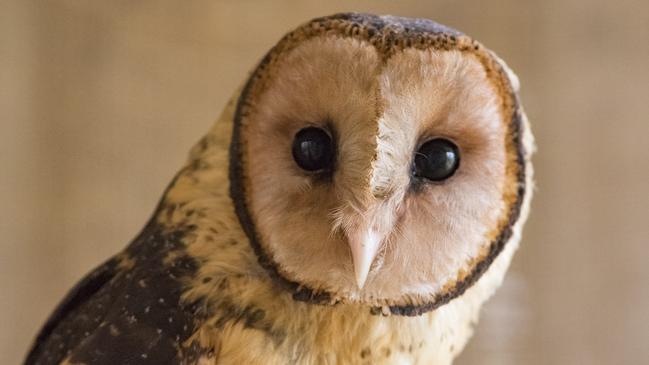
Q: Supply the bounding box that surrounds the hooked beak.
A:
[347,229,382,289]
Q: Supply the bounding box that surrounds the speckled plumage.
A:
[25,13,533,365]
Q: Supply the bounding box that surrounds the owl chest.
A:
[190,307,457,365]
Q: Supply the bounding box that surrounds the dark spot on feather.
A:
[360,348,371,358]
[244,309,265,327]
[211,299,285,347]
[166,254,199,279]
[197,136,210,153]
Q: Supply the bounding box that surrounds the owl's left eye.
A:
[413,138,460,182]
[292,127,335,172]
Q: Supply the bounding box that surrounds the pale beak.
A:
[348,229,382,289]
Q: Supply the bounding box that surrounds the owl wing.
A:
[24,221,209,365]
[24,256,120,365]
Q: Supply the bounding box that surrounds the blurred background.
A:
[1,1,648,364]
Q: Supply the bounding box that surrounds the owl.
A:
[25,13,533,365]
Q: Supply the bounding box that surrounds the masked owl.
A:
[25,13,534,365]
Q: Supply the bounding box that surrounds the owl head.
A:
[229,13,533,315]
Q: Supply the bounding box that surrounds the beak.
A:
[347,228,382,289]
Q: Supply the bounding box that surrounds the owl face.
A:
[230,14,528,314]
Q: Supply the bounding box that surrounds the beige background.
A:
[2,1,648,364]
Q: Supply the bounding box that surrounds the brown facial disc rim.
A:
[229,12,527,316]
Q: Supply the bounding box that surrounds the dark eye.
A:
[413,138,460,182]
[292,127,335,172]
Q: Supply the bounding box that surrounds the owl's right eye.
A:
[291,127,335,172]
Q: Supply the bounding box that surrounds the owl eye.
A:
[292,127,335,172]
[413,138,460,182]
